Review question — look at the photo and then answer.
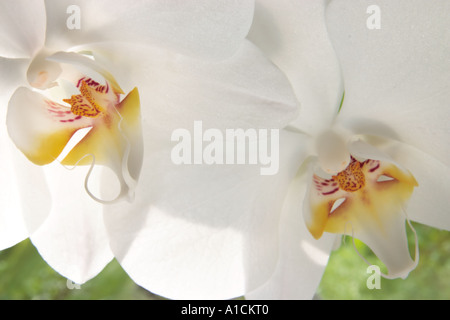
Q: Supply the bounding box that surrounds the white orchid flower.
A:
[1,0,262,285]
[104,0,450,300]
[245,0,450,299]
[94,16,306,302]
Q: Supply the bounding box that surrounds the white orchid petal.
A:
[328,0,450,166]
[375,139,450,231]
[104,130,306,299]
[0,137,28,249]
[44,0,254,60]
[0,151,51,251]
[0,58,28,108]
[0,0,46,59]
[246,168,336,300]
[248,0,343,135]
[26,49,63,90]
[30,164,113,284]
[87,41,299,135]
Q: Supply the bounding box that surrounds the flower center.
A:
[63,80,106,118]
[332,158,365,192]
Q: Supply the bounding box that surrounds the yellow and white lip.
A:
[6,51,143,204]
[303,139,419,278]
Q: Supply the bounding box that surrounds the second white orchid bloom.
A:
[247,0,450,298]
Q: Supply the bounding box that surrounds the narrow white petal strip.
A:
[246,167,337,299]
[328,0,450,166]
[248,0,343,135]
[0,0,46,59]
[0,59,51,248]
[3,147,52,249]
[0,136,52,250]
[31,164,113,284]
[44,0,254,60]
[104,130,307,299]
[0,135,26,249]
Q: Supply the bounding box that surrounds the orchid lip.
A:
[304,140,419,279]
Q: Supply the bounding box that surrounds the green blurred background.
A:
[0,222,448,300]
